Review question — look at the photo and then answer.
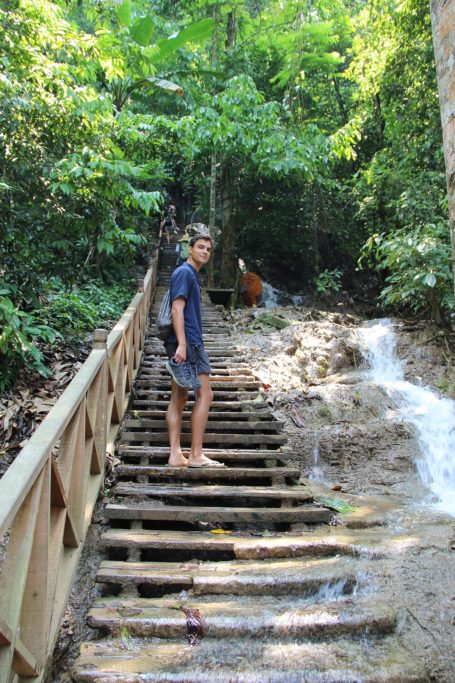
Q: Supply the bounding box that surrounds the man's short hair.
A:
[189,233,213,247]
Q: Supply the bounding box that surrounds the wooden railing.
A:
[0,249,159,682]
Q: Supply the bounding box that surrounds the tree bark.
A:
[207,153,216,287]
[219,160,237,286]
[430,0,455,302]
[206,3,220,289]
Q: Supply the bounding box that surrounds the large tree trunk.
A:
[219,160,237,287]
[430,1,455,301]
[207,153,216,287]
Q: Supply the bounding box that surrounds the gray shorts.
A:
[165,340,211,376]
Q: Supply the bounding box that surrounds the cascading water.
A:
[359,319,455,515]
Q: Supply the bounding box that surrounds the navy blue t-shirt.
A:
[167,262,203,345]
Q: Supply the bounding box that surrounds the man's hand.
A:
[174,342,187,364]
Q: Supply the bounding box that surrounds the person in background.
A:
[241,270,263,307]
[160,204,177,244]
[175,231,190,266]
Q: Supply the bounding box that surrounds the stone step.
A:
[122,419,283,432]
[96,556,355,595]
[117,446,291,464]
[73,636,428,683]
[104,503,330,525]
[112,483,312,503]
[116,465,299,483]
[87,595,396,639]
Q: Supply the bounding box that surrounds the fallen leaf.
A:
[210,529,233,535]
[290,410,305,428]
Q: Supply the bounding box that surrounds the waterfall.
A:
[359,319,455,516]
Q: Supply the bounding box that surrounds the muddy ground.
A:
[47,304,455,681]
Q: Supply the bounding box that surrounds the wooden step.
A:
[87,595,396,638]
[117,446,291,463]
[122,419,283,432]
[73,636,428,682]
[112,483,313,503]
[96,556,355,595]
[100,529,375,559]
[116,465,299,482]
[126,410,276,419]
[130,400,271,410]
[104,503,330,525]
[120,432,287,445]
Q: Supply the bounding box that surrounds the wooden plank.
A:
[120,432,287,445]
[118,446,291,462]
[104,503,330,524]
[87,597,396,638]
[12,637,42,677]
[126,410,275,419]
[116,465,299,481]
[122,419,282,432]
[113,483,313,502]
[101,528,236,551]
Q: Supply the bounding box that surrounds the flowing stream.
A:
[359,319,455,516]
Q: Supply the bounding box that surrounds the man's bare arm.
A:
[171,297,187,363]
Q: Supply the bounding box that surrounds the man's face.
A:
[189,239,212,265]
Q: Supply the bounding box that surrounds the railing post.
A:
[91,329,108,475]
[93,328,108,350]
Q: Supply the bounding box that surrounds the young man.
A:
[164,233,224,468]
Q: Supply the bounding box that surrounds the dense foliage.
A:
[0,0,452,387]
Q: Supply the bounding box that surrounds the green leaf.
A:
[424,272,437,287]
[152,18,214,64]
[131,15,155,47]
[116,1,132,27]
[133,77,184,97]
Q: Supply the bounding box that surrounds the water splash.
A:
[359,319,455,516]
[308,434,324,480]
[261,281,306,309]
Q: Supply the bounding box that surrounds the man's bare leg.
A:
[166,380,188,466]
[188,374,223,467]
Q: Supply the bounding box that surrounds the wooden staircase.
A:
[71,244,427,682]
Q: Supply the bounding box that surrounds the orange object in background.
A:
[241,272,263,307]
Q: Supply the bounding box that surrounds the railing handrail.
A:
[0,245,161,682]
[0,350,105,535]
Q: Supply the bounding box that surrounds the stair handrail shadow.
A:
[0,244,163,682]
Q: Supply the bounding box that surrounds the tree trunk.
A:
[430,1,455,302]
[207,3,220,288]
[207,153,216,287]
[219,160,237,287]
